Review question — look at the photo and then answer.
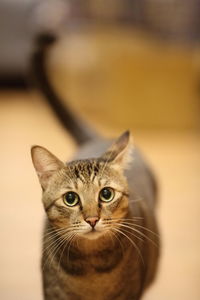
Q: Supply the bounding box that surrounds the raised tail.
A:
[31,33,97,145]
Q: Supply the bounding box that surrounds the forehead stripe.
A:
[74,166,86,183]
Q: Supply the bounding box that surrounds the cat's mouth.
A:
[83,227,105,240]
[87,227,99,234]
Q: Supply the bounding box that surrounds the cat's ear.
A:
[31,146,65,189]
[101,131,134,170]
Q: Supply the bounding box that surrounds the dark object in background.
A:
[31,32,95,145]
[0,0,34,88]
[0,0,69,88]
[0,0,200,88]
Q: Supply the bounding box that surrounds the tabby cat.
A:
[31,34,160,300]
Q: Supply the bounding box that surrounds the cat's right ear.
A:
[100,130,134,171]
[31,146,65,190]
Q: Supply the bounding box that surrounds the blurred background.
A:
[0,0,200,299]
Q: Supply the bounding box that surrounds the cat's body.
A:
[31,34,160,300]
[41,143,159,300]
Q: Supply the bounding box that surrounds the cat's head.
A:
[31,131,133,240]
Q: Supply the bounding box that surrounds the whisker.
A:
[45,231,75,271]
[67,233,77,264]
[129,198,143,203]
[120,222,159,237]
[111,227,144,265]
[111,217,144,221]
[42,229,74,269]
[43,232,66,255]
[55,232,76,272]
[107,230,115,247]
[49,234,71,269]
[43,227,69,236]
[42,234,67,270]
[117,223,158,247]
[111,229,124,255]
[43,227,73,250]
[43,228,70,245]
[57,231,78,272]
[118,225,144,242]
[43,226,83,247]
[44,225,84,237]
[42,237,64,270]
[104,224,143,242]
[107,219,158,237]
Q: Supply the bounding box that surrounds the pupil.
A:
[102,188,111,199]
[67,193,75,203]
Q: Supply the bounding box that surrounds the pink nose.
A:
[85,217,99,228]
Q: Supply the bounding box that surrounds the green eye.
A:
[99,187,115,202]
[64,192,79,207]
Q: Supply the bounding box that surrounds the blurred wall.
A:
[48,26,200,132]
[0,0,199,131]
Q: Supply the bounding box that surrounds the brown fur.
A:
[31,131,160,300]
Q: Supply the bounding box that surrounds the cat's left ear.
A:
[101,131,134,170]
[31,146,65,189]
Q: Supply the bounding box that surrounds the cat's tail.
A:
[31,33,97,145]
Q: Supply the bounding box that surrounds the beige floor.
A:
[0,91,200,299]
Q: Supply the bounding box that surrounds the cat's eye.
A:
[63,192,80,207]
[99,187,115,203]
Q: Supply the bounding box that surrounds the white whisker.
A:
[111,227,144,265]
[118,223,158,247]
[57,232,77,272]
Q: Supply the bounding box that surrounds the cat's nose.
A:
[85,217,99,228]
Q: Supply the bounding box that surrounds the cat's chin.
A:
[82,229,105,240]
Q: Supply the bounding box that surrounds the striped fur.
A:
[31,131,160,300]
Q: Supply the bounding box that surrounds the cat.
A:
[31,33,160,300]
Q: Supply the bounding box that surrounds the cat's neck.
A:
[57,230,126,276]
